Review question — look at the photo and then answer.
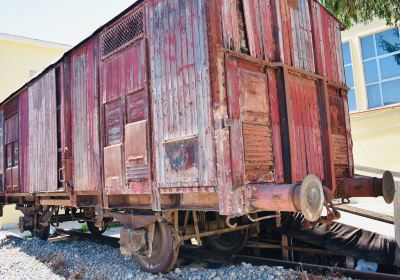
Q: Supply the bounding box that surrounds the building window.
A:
[342,42,357,112]
[361,27,400,109]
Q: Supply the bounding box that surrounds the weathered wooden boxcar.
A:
[0,0,395,273]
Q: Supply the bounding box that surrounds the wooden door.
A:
[226,55,275,186]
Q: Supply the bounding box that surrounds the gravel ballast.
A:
[0,231,349,280]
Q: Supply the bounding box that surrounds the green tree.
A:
[319,0,400,28]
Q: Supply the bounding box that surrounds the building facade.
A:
[0,33,69,229]
[341,20,400,179]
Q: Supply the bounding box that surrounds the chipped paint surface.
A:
[100,5,150,195]
[71,38,101,192]
[147,0,216,188]
[28,70,57,192]
[286,72,324,182]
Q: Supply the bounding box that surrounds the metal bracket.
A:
[112,212,157,229]
[192,211,202,246]
[223,118,233,128]
[147,223,155,257]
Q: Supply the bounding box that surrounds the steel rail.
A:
[234,255,400,280]
[52,229,400,280]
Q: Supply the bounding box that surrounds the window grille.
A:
[101,9,144,58]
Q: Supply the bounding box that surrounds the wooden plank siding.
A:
[100,5,150,195]
[19,90,29,193]
[27,70,58,192]
[147,0,216,188]
[70,38,102,192]
[0,0,352,217]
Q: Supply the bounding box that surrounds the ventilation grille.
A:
[101,9,144,58]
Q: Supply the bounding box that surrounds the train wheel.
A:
[204,229,248,255]
[134,222,179,273]
[87,221,107,236]
[31,224,50,240]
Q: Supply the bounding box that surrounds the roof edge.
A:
[0,33,71,50]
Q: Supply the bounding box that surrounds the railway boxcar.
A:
[0,0,395,273]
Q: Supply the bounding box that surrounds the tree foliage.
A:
[319,0,400,28]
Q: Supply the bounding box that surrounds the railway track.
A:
[52,228,400,280]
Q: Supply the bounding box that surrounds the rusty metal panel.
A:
[28,70,58,192]
[71,38,101,192]
[104,144,123,191]
[164,137,199,185]
[147,0,216,188]
[286,72,324,182]
[124,120,149,183]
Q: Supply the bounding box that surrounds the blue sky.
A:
[0,0,136,46]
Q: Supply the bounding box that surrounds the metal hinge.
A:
[223,118,233,128]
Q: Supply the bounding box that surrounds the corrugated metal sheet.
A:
[28,70,58,192]
[147,0,216,188]
[71,39,101,192]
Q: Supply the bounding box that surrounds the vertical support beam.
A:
[206,0,244,216]
[318,80,336,192]
[281,66,296,183]
[341,90,354,177]
[192,211,202,246]
[174,210,179,232]
[281,234,289,261]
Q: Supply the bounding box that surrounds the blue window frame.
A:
[361,27,400,109]
[342,42,357,112]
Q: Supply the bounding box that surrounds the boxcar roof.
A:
[1,0,343,106]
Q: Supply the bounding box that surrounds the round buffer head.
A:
[300,175,324,222]
[382,171,395,204]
